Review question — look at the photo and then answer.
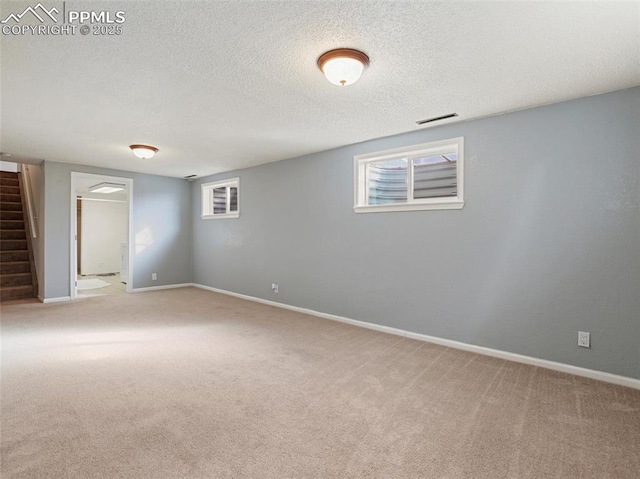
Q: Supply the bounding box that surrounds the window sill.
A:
[353,201,464,214]
[201,213,240,220]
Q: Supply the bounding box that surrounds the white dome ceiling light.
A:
[129,144,158,159]
[317,48,370,86]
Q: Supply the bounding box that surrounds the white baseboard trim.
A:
[42,296,71,303]
[192,283,640,390]
[131,283,193,293]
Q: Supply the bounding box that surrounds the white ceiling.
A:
[1,1,639,179]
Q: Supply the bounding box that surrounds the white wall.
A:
[0,161,19,172]
[24,163,45,299]
[80,199,127,275]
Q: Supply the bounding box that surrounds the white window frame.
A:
[353,137,464,213]
[201,177,240,219]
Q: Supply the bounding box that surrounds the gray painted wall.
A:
[44,161,192,299]
[192,87,640,379]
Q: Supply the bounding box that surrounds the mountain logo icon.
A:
[1,3,59,24]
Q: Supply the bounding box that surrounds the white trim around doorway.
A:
[69,172,134,300]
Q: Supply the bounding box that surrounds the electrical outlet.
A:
[271,283,278,294]
[152,273,157,281]
[578,331,590,348]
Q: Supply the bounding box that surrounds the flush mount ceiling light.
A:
[129,144,158,159]
[89,182,126,194]
[317,48,370,86]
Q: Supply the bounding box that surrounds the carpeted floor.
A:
[1,287,639,478]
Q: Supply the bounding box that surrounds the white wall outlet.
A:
[152,273,157,281]
[578,331,590,348]
[271,283,279,294]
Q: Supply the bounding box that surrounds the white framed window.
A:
[354,137,464,213]
[201,177,240,219]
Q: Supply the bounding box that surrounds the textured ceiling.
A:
[1,1,639,178]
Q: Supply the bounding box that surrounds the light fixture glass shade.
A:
[323,58,365,86]
[318,48,369,86]
[129,144,158,159]
[89,182,126,194]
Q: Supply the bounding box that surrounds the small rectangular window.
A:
[354,137,464,213]
[201,178,240,219]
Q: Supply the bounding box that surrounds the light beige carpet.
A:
[1,287,639,478]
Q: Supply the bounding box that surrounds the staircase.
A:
[1,171,38,301]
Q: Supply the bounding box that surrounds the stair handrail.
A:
[20,164,38,239]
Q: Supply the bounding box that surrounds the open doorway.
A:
[70,173,133,299]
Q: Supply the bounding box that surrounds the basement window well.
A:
[201,178,239,219]
[354,137,464,213]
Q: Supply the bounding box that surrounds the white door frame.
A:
[70,172,134,300]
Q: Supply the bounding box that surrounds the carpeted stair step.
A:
[0,273,32,287]
[0,261,31,274]
[0,210,24,220]
[0,239,28,251]
[0,178,19,187]
[1,229,26,240]
[0,220,25,230]
[0,185,21,196]
[0,200,22,211]
[0,284,34,301]
[0,250,29,262]
[0,193,21,203]
[0,172,36,301]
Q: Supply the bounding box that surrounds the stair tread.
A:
[1,285,33,291]
[0,272,31,276]
[0,260,30,268]
[0,262,32,273]
[0,222,26,228]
